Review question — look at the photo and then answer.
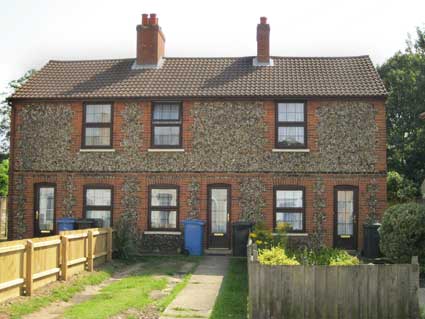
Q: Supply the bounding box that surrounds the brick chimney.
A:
[134,13,165,68]
[254,17,273,66]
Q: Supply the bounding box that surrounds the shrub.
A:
[379,202,425,263]
[258,246,359,266]
[258,247,300,266]
[249,221,291,249]
[387,171,418,204]
[114,215,139,259]
[290,247,360,266]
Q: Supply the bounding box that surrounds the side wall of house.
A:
[7,99,387,251]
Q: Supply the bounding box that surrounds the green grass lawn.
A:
[210,258,248,319]
[0,264,115,319]
[64,256,200,319]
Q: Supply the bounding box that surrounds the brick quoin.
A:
[8,98,387,252]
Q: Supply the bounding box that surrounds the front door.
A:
[334,186,358,250]
[208,185,230,249]
[34,184,56,237]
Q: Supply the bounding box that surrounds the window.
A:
[149,186,179,230]
[276,102,307,148]
[83,103,113,148]
[151,102,182,148]
[84,186,113,227]
[274,187,305,232]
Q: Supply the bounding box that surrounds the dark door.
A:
[334,186,358,250]
[34,184,56,237]
[208,185,230,249]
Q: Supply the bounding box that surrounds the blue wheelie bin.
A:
[182,219,205,256]
[57,217,76,232]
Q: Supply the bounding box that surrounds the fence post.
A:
[253,244,258,262]
[87,230,94,272]
[107,228,112,262]
[61,236,69,281]
[25,240,34,296]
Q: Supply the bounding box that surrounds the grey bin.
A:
[363,223,381,259]
[75,219,95,230]
[232,221,253,257]
[91,218,104,228]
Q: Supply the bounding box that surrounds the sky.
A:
[0,0,424,92]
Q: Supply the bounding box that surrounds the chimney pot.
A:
[142,14,148,25]
[149,13,157,25]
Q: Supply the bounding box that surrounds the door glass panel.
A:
[39,187,54,232]
[211,189,228,233]
[337,190,354,235]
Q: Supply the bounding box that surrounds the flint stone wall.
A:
[15,101,379,173]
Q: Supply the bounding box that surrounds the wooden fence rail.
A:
[0,228,112,302]
[247,243,420,319]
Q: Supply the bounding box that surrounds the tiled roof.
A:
[11,56,387,100]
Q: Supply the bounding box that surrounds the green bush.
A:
[258,247,300,265]
[387,171,418,204]
[379,202,425,263]
[258,246,359,266]
[290,247,360,266]
[0,159,8,197]
[249,221,291,249]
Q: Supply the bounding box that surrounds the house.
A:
[7,14,387,253]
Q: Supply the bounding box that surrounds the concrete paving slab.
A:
[160,255,229,319]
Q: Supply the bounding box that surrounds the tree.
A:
[378,27,425,190]
[0,159,8,196]
[0,70,37,155]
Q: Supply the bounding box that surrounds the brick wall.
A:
[8,171,386,250]
[8,98,387,251]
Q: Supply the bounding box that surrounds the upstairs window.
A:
[149,186,179,230]
[274,187,305,232]
[83,103,113,148]
[151,102,182,148]
[84,186,113,227]
[276,102,306,149]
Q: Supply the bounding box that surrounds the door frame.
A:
[34,183,57,237]
[207,184,231,249]
[333,185,358,250]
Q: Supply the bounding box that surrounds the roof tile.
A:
[11,56,387,99]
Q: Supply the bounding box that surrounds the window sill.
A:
[144,231,182,235]
[272,232,309,237]
[79,149,115,153]
[272,148,310,153]
[147,148,185,152]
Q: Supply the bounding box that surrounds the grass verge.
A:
[210,258,248,319]
[0,264,115,319]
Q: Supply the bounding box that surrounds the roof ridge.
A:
[48,55,371,63]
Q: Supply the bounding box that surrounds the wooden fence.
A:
[0,197,6,240]
[0,228,112,303]
[247,243,420,319]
